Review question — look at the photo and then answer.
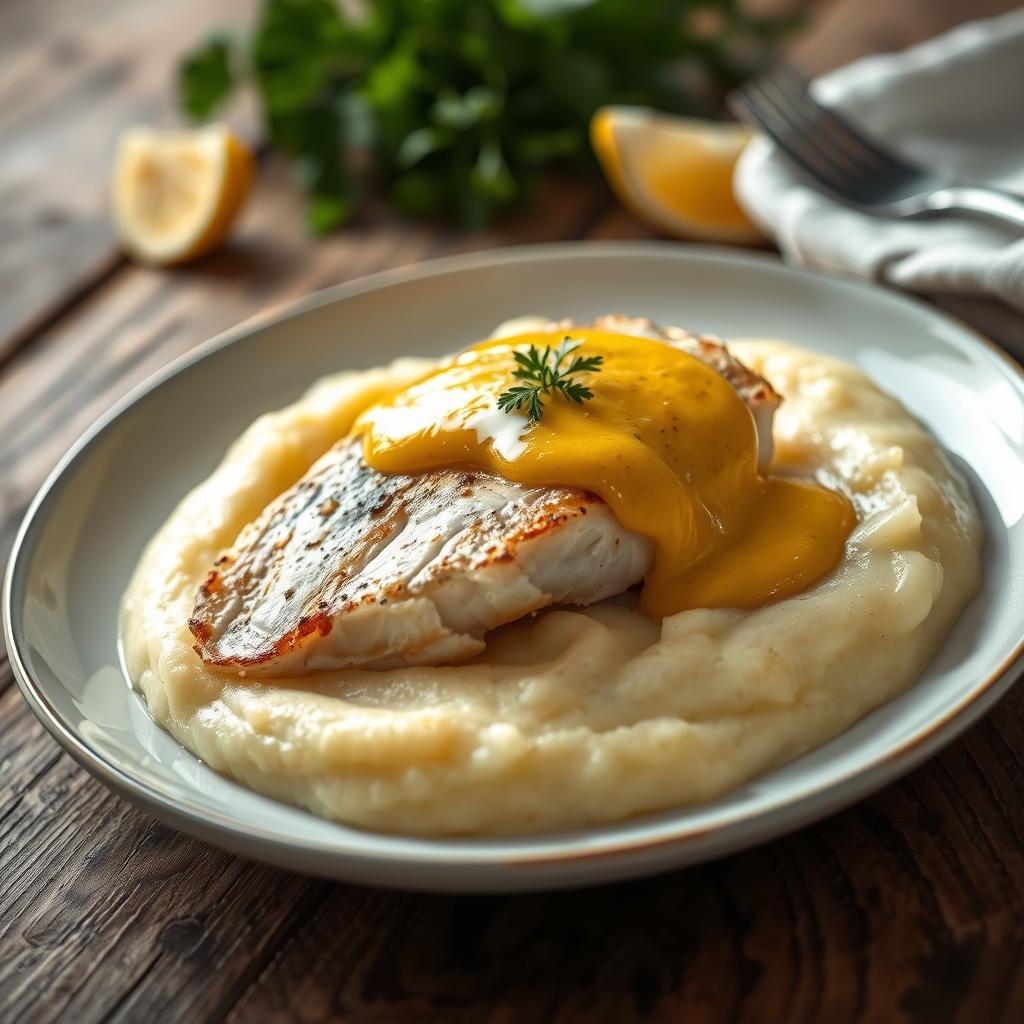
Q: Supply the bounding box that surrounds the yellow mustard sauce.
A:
[356,330,855,618]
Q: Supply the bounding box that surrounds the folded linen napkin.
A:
[734,9,1024,311]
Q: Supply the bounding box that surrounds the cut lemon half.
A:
[591,106,762,244]
[113,123,254,265]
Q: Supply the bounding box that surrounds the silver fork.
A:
[729,66,1024,232]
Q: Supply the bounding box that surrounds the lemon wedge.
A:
[591,106,762,244]
[113,123,254,265]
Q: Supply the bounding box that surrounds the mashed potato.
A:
[121,341,982,835]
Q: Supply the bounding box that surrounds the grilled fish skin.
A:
[190,439,651,673]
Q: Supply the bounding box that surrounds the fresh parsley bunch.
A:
[179,0,798,232]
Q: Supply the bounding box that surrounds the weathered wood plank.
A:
[0,686,336,1023]
[0,0,258,360]
[0,0,138,131]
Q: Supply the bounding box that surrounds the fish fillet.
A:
[190,316,778,674]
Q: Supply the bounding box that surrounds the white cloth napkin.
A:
[734,9,1024,311]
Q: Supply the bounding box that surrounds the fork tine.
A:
[769,66,918,178]
[730,82,858,196]
[755,73,869,178]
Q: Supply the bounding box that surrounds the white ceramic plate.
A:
[5,242,1024,892]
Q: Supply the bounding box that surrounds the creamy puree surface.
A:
[121,340,982,835]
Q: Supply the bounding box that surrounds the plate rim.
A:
[5,240,1024,887]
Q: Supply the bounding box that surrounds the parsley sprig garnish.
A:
[497,337,603,425]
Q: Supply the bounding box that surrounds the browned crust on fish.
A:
[189,438,605,669]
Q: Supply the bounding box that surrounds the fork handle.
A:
[926,186,1024,232]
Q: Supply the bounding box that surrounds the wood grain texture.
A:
[0,0,259,360]
[3,0,1024,1022]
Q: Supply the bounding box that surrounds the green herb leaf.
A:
[497,336,603,424]
[176,0,798,231]
[307,193,351,234]
[397,126,455,169]
[178,34,236,120]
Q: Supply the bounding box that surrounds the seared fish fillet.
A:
[190,317,778,674]
[190,439,651,673]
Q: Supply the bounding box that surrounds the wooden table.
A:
[3,2,1023,1021]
